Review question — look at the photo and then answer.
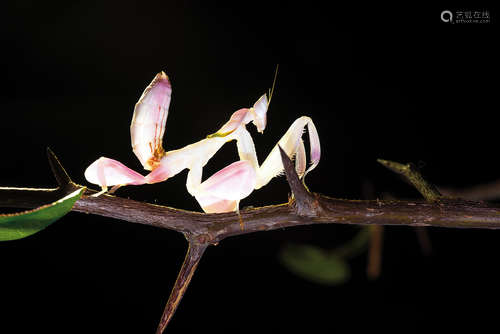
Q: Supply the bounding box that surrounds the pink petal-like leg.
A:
[84,157,146,196]
[192,160,256,213]
[190,160,256,229]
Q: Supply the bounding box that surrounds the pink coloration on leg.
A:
[84,157,146,188]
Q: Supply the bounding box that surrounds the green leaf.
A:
[0,188,84,241]
[279,244,350,285]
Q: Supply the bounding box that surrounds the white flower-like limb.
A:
[85,71,321,216]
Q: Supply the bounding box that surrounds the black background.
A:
[1,1,498,333]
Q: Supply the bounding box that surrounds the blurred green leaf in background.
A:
[279,228,371,285]
[280,244,351,285]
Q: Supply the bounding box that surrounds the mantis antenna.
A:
[267,64,279,106]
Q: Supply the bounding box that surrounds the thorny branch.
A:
[2,148,500,332]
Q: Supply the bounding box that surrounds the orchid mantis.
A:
[85,71,321,215]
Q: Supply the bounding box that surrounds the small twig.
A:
[377,159,441,202]
[156,241,207,334]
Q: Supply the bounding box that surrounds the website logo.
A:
[441,9,491,24]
